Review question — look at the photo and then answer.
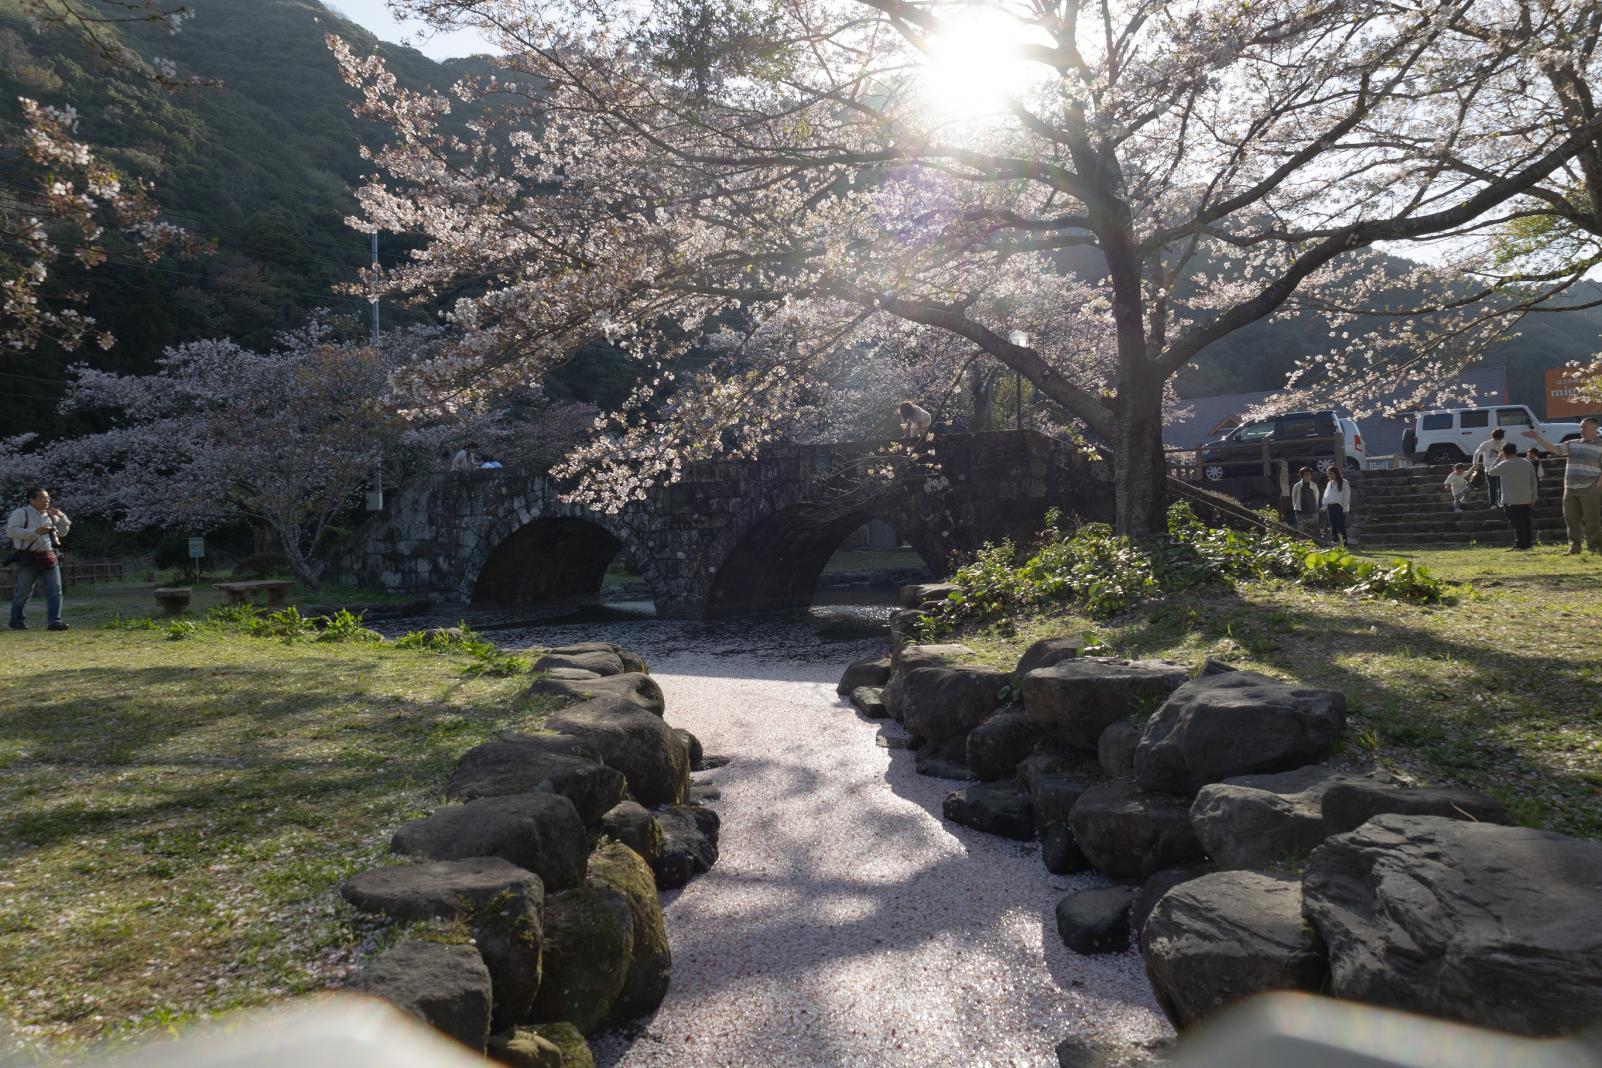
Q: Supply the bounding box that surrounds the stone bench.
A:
[213,580,293,607]
[153,587,192,616]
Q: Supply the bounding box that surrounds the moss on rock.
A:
[527,883,634,1034]
[589,842,671,1019]
[533,1022,594,1068]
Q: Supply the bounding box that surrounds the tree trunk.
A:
[269,522,322,593]
[1113,387,1169,537]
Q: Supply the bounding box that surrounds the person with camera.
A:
[7,487,71,631]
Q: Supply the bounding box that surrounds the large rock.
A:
[1302,815,1602,1036]
[1097,722,1140,779]
[341,858,544,1029]
[1143,871,1327,1028]
[547,697,690,807]
[1016,750,1078,792]
[487,1027,563,1068]
[850,686,888,719]
[966,710,1040,781]
[1015,636,1084,677]
[545,642,648,675]
[535,650,626,677]
[913,736,972,779]
[899,582,958,608]
[837,654,892,695]
[346,941,492,1051]
[530,843,669,1034]
[901,665,1010,744]
[676,728,704,771]
[1319,780,1514,835]
[527,672,665,716]
[1068,781,1206,880]
[1055,886,1138,954]
[447,735,627,825]
[1190,766,1393,870]
[943,781,1034,840]
[392,793,588,892]
[599,800,663,868]
[1134,671,1347,796]
[1130,865,1214,950]
[654,804,720,889]
[1041,824,1091,874]
[1023,658,1190,752]
[1028,774,1088,836]
[880,673,908,722]
[891,642,977,676]
[590,843,671,1020]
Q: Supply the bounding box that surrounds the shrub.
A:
[315,608,383,643]
[153,534,193,570]
[918,501,1456,637]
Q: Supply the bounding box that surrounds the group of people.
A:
[1444,418,1602,553]
[1290,465,1352,546]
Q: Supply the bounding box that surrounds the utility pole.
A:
[367,232,385,511]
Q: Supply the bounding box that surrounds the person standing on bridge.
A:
[450,442,479,471]
[898,401,932,438]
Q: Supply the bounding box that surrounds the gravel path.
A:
[471,615,1172,1067]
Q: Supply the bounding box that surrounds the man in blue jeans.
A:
[7,487,71,631]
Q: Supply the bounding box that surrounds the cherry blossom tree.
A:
[2,1,208,353]
[334,0,1602,535]
[0,314,520,588]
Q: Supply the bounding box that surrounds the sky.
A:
[323,0,499,60]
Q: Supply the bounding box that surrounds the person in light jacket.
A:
[1322,466,1352,547]
[1472,428,1507,507]
[7,486,70,631]
[1489,442,1539,550]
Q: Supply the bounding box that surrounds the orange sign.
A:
[1546,366,1602,419]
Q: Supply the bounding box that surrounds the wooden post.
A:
[1276,460,1292,521]
[1332,430,1346,472]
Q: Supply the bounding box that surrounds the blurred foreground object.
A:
[19,990,1600,1068]
[74,997,486,1068]
[1171,993,1602,1068]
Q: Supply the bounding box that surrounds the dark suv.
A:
[1198,410,1357,481]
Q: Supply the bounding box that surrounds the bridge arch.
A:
[466,512,658,611]
[702,503,944,618]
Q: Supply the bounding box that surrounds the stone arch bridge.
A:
[334,430,1112,618]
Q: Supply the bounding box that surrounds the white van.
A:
[1402,404,1583,464]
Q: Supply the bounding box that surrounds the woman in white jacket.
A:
[1322,467,1352,546]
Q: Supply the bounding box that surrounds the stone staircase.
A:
[1355,463,1570,548]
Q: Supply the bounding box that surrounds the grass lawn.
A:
[821,546,928,576]
[0,580,560,1052]
[955,544,1602,839]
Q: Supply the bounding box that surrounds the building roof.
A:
[1165,366,1510,457]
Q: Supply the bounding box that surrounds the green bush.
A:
[316,608,383,644]
[919,502,1456,637]
[395,624,531,676]
[152,534,194,570]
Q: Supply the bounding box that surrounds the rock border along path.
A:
[550,625,1173,1068]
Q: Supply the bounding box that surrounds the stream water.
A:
[381,595,1172,1067]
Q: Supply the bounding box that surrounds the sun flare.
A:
[917,7,1048,123]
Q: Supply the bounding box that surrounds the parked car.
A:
[1199,410,1364,482]
[1400,404,1584,465]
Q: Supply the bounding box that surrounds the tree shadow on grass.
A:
[1107,583,1602,833]
[0,661,532,853]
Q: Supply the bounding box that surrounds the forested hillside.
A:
[0,0,639,440]
[1,0,1596,443]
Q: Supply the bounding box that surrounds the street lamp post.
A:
[1007,330,1029,432]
